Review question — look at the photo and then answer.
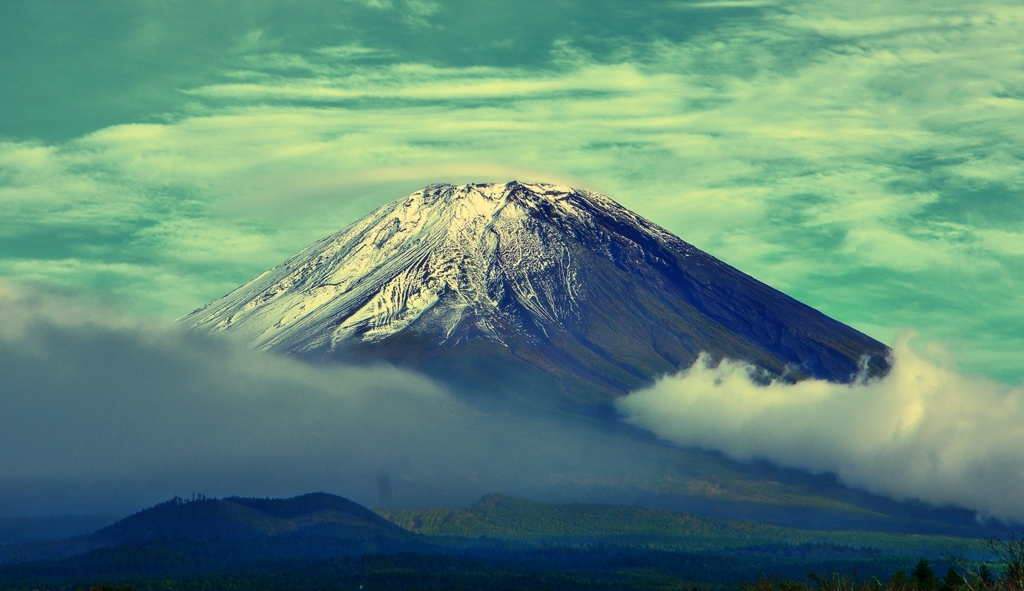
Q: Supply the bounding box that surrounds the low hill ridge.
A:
[376,494,984,557]
[91,492,408,543]
[380,493,790,539]
[0,493,988,570]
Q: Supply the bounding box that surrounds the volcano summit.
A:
[183,182,889,414]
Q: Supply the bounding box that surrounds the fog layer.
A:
[6,281,1018,524]
[0,283,658,516]
[617,333,1024,523]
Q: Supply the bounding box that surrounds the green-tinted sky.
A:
[2,0,1022,382]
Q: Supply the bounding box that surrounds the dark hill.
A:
[0,493,412,566]
[91,493,409,544]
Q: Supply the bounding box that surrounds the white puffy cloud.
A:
[617,333,1024,523]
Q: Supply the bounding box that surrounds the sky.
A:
[2,0,1022,382]
[2,0,1024,517]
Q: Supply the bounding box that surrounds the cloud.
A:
[0,283,677,517]
[673,1,776,9]
[617,332,1024,523]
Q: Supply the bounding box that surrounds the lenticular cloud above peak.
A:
[617,332,1024,523]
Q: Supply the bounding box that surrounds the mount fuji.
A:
[182,181,889,415]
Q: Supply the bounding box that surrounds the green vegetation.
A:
[32,538,1023,591]
[378,494,987,557]
[0,494,1009,591]
[746,538,1024,591]
[0,545,910,591]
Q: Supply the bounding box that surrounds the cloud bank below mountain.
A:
[617,334,1024,523]
[3,281,1019,524]
[0,283,661,517]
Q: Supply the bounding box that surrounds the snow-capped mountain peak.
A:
[183,181,889,412]
[187,182,670,350]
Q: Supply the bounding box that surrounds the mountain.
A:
[182,181,890,414]
[0,493,411,566]
[90,493,409,544]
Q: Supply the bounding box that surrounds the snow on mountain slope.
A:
[186,182,671,351]
[183,182,890,412]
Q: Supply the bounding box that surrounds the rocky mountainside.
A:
[182,181,890,414]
